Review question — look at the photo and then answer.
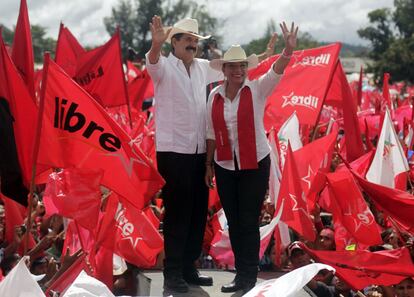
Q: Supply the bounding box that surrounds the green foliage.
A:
[1,24,55,64]
[0,25,14,45]
[358,1,414,83]
[105,0,221,59]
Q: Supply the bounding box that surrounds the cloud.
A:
[1,0,394,48]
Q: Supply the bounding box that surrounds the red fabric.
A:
[127,68,154,110]
[1,194,25,243]
[212,92,232,161]
[277,145,316,241]
[73,30,128,107]
[302,244,414,290]
[364,118,374,151]
[1,194,36,253]
[37,57,164,210]
[324,170,382,246]
[353,173,414,233]
[44,252,88,296]
[43,168,103,231]
[126,61,141,82]
[212,86,257,169]
[249,43,341,129]
[0,35,38,185]
[326,62,364,161]
[90,245,113,290]
[143,206,160,230]
[11,0,35,99]
[55,23,85,77]
[382,73,391,109]
[336,150,375,177]
[293,129,337,196]
[113,199,164,268]
[62,220,95,255]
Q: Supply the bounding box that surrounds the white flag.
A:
[0,257,45,297]
[366,108,409,189]
[278,112,303,166]
[243,263,335,297]
[63,270,115,297]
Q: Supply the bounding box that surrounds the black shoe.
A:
[163,276,189,293]
[184,271,213,286]
[221,280,241,293]
[221,280,255,293]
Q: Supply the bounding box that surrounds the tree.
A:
[0,23,55,64]
[358,1,414,83]
[104,0,221,59]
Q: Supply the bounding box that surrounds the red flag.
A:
[324,170,382,246]
[336,150,374,177]
[11,0,35,99]
[73,30,129,107]
[55,23,85,77]
[127,68,154,110]
[302,244,414,290]
[43,168,103,231]
[1,194,36,253]
[326,61,364,161]
[277,145,316,241]
[353,173,414,232]
[249,43,341,129]
[383,73,391,109]
[44,252,89,296]
[126,61,141,82]
[113,199,163,268]
[293,129,337,196]
[36,56,164,210]
[0,34,38,188]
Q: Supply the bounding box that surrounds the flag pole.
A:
[116,27,134,130]
[24,52,51,254]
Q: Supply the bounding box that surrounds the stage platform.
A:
[142,269,286,297]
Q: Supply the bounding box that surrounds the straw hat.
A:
[165,18,210,43]
[210,45,258,71]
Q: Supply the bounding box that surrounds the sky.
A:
[0,0,394,48]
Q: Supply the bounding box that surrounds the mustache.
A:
[185,46,197,51]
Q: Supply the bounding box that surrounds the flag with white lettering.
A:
[249,43,341,129]
[36,56,164,210]
[324,169,382,247]
[113,200,163,268]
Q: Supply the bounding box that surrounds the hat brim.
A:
[209,54,259,71]
[165,27,211,44]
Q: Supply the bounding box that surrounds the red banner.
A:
[249,43,341,129]
[55,23,86,77]
[37,56,164,210]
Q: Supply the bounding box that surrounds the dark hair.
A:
[171,33,184,41]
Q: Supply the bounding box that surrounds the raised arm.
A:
[257,33,277,62]
[273,22,298,74]
[147,15,172,64]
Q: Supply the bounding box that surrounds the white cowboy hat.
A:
[165,18,211,43]
[209,45,258,71]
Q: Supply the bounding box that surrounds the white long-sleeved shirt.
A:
[145,53,223,154]
[206,66,282,170]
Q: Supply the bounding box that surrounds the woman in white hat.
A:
[205,22,298,294]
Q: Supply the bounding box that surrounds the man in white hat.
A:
[146,15,276,293]
[146,16,220,293]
